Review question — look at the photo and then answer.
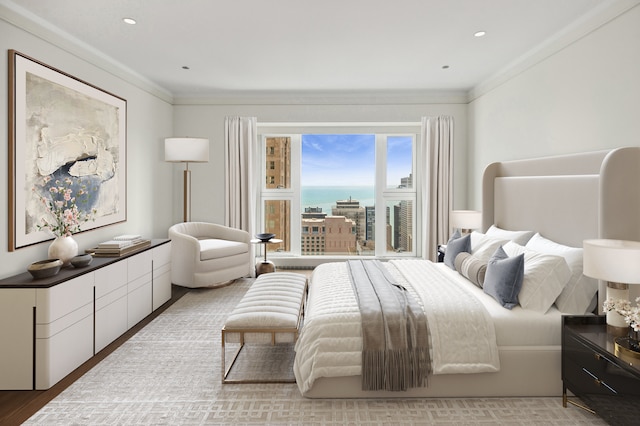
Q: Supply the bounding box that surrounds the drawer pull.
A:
[582,368,618,394]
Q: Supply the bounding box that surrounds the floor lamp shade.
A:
[164,138,209,163]
[164,138,210,222]
[583,239,640,329]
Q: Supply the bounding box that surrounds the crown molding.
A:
[172,90,469,106]
[468,0,640,102]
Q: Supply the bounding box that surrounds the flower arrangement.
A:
[35,176,97,237]
[603,297,640,332]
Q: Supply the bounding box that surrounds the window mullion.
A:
[374,135,387,257]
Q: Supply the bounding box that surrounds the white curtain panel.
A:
[224,116,257,236]
[420,116,453,261]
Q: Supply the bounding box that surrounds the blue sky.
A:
[301,134,412,186]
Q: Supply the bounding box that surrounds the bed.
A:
[294,147,640,398]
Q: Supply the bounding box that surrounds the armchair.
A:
[168,222,251,288]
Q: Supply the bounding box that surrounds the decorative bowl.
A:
[28,259,63,279]
[255,233,275,242]
[70,253,93,268]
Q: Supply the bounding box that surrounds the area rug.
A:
[25,277,605,425]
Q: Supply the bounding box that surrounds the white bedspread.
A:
[293,260,500,394]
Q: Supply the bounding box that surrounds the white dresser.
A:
[0,239,171,390]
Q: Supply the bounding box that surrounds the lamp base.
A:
[183,168,191,222]
[607,324,629,337]
[606,281,629,329]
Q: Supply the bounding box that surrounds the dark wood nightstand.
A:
[436,244,446,263]
[562,315,640,425]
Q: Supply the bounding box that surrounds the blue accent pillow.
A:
[444,232,470,270]
[483,246,524,309]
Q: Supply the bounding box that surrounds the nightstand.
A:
[562,315,640,425]
[436,244,446,263]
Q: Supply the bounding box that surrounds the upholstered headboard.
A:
[481,147,640,309]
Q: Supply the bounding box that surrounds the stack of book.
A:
[90,235,151,257]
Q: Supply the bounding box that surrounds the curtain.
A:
[420,116,453,261]
[224,116,257,236]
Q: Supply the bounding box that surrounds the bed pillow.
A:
[444,232,471,270]
[503,241,571,313]
[454,252,487,288]
[470,231,509,262]
[525,233,598,314]
[486,225,535,246]
[483,246,524,309]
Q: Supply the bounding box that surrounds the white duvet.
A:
[293,260,500,394]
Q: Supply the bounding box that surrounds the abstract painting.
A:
[8,50,127,250]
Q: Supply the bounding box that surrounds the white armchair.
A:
[168,222,251,288]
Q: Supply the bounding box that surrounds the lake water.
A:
[301,186,375,214]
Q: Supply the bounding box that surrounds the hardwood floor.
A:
[0,285,190,426]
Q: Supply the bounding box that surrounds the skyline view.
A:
[264,134,415,256]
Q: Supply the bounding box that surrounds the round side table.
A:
[251,238,283,276]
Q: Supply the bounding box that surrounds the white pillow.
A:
[486,225,535,246]
[503,241,571,313]
[525,233,598,314]
[470,232,509,262]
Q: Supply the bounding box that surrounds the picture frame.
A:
[8,50,127,251]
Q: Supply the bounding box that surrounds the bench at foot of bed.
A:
[221,272,307,384]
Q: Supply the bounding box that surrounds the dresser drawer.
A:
[565,334,640,395]
[562,316,640,425]
[563,348,617,396]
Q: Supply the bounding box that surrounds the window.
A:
[259,128,419,258]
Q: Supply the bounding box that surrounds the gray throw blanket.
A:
[347,260,430,391]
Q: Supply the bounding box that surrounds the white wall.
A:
[0,17,174,279]
[7,2,636,278]
[468,4,640,209]
[173,102,468,225]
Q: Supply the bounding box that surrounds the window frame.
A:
[258,123,422,260]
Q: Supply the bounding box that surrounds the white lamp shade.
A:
[450,210,482,230]
[164,138,209,162]
[583,239,640,284]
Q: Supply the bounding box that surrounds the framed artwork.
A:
[8,50,127,250]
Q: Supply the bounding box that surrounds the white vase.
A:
[48,236,79,267]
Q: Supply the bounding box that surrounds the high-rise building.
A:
[302,207,327,219]
[332,197,366,243]
[264,137,291,252]
[301,215,356,255]
[365,206,375,241]
[301,218,325,255]
[324,216,357,255]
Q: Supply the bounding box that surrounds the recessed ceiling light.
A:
[474,31,486,37]
[123,18,137,25]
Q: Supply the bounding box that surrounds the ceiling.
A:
[2,0,630,99]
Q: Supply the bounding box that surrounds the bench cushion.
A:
[225,272,307,329]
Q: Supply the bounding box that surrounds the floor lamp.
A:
[164,137,209,222]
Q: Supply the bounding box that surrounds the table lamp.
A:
[450,210,482,235]
[165,137,209,222]
[583,239,640,331]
